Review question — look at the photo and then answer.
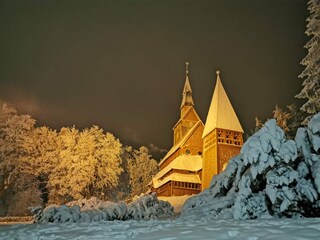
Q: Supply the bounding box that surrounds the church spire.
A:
[202,70,243,138]
[180,62,194,109]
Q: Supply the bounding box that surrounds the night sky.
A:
[0,0,308,158]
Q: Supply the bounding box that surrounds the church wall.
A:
[184,108,198,121]
[217,144,242,172]
[172,181,201,196]
[159,150,180,170]
[202,129,243,190]
[173,123,182,145]
[202,130,218,190]
[181,105,190,117]
[156,182,171,197]
[182,124,204,155]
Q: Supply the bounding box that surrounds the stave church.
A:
[149,63,244,196]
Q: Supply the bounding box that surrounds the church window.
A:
[218,130,225,143]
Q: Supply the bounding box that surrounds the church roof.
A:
[159,120,203,166]
[155,154,202,181]
[202,71,243,138]
[152,173,201,189]
[180,62,194,108]
[153,153,202,189]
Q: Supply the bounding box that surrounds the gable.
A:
[159,120,204,167]
[184,123,204,150]
[184,107,200,122]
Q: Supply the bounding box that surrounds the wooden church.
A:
[150,63,243,196]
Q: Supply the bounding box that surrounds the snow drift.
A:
[182,113,320,220]
[31,193,174,223]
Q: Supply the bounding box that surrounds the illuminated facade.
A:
[150,64,243,196]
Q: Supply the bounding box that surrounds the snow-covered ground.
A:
[1,217,320,240]
[158,195,193,213]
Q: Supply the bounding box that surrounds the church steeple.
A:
[180,62,194,109]
[201,70,243,190]
[202,70,243,138]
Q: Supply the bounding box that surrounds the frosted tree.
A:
[5,173,42,216]
[273,105,290,132]
[255,104,304,139]
[182,115,320,220]
[21,126,59,175]
[296,0,320,124]
[286,104,307,138]
[128,146,158,197]
[254,116,263,132]
[20,126,60,204]
[0,102,35,198]
[112,146,133,201]
[48,126,122,204]
[47,127,79,203]
[87,126,123,199]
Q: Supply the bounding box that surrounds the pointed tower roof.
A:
[202,70,243,138]
[180,62,194,108]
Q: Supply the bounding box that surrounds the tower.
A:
[201,70,244,190]
[173,62,202,147]
[180,62,194,116]
[151,62,204,196]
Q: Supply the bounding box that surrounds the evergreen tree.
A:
[182,114,320,220]
[254,116,263,132]
[273,105,290,132]
[296,0,320,124]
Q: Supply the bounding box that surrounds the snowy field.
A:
[1,218,320,240]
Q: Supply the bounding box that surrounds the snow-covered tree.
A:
[286,104,307,138]
[0,102,35,198]
[20,126,60,204]
[128,146,158,197]
[111,146,132,201]
[48,126,122,204]
[254,116,263,132]
[5,173,42,216]
[296,0,320,124]
[182,114,320,220]
[273,105,290,132]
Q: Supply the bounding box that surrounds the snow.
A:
[202,71,243,138]
[2,218,320,239]
[158,195,194,213]
[155,155,202,180]
[32,194,174,223]
[153,150,202,189]
[182,116,320,220]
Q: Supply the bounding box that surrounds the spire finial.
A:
[216,70,220,76]
[186,62,189,76]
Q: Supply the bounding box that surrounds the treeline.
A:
[0,102,158,216]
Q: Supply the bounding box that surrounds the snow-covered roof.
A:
[153,172,201,189]
[159,120,203,166]
[155,154,202,181]
[202,71,243,138]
